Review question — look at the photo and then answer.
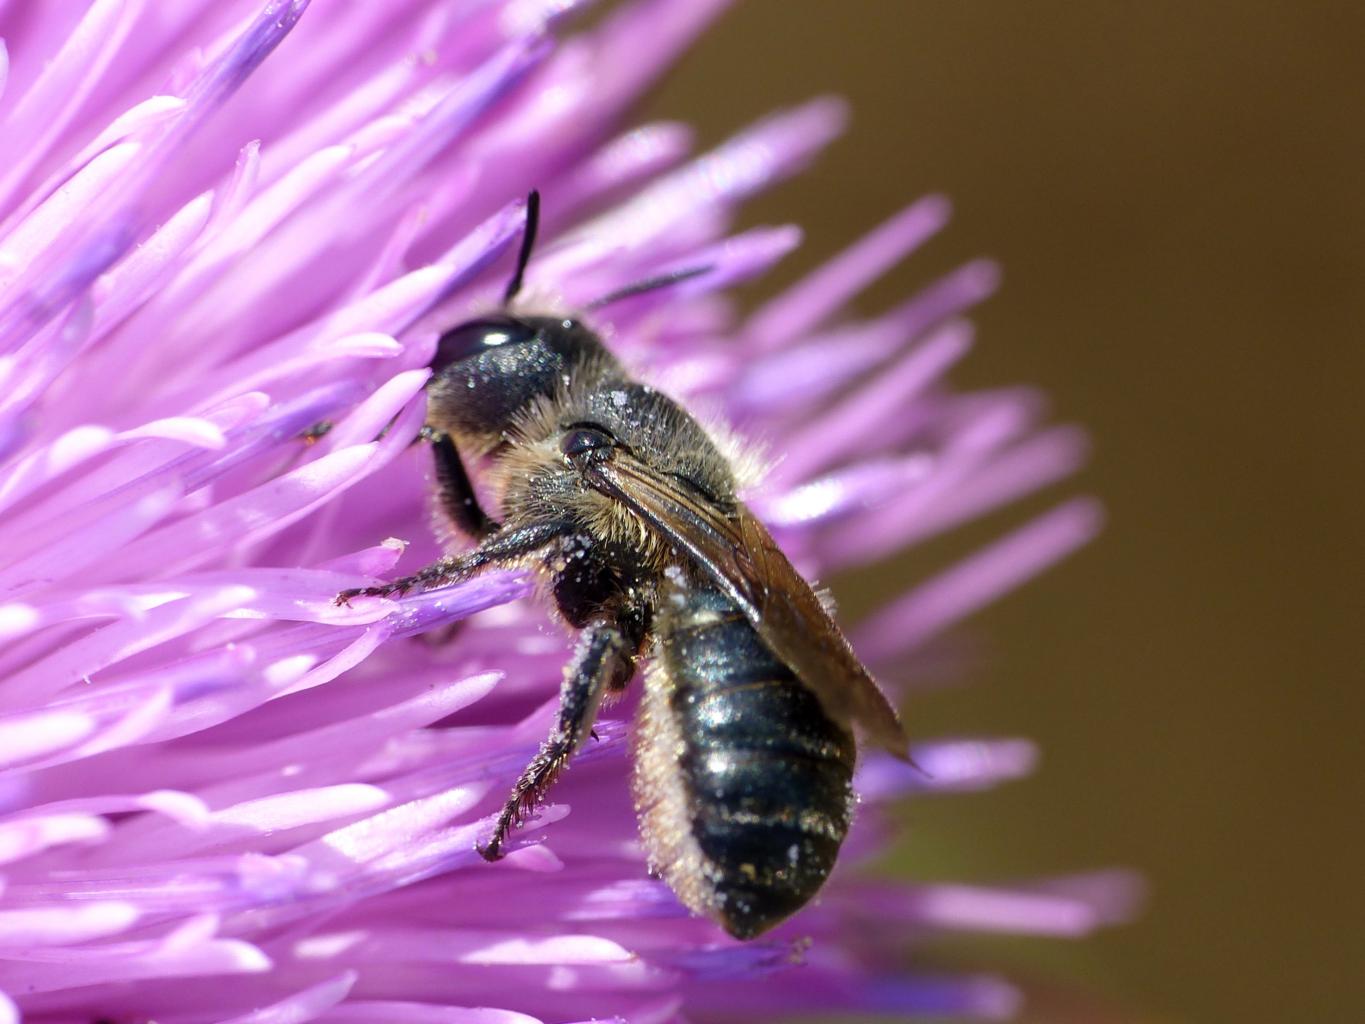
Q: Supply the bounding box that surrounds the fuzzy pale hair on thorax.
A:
[505,278,771,485]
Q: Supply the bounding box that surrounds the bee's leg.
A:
[479,619,635,860]
[335,520,563,604]
[429,430,498,539]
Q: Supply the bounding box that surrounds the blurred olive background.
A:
[640,3,1362,1022]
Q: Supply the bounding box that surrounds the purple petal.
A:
[1,142,143,287]
[755,455,933,529]
[771,320,973,486]
[553,122,694,221]
[0,0,310,349]
[856,499,1104,661]
[828,425,1091,565]
[320,1004,543,1024]
[579,97,847,249]
[837,877,1138,938]
[0,425,115,516]
[0,901,139,947]
[745,194,952,351]
[0,813,108,864]
[218,972,356,1024]
[95,444,383,580]
[857,739,1039,799]
[0,710,97,769]
[0,481,183,599]
[0,0,145,210]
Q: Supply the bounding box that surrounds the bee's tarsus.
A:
[476,840,502,863]
[333,583,406,606]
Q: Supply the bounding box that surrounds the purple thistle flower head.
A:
[0,1,1138,1021]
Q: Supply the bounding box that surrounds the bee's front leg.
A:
[478,619,636,860]
[428,430,499,540]
[335,520,563,605]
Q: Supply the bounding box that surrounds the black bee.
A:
[338,193,908,939]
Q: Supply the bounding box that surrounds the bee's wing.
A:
[585,454,909,757]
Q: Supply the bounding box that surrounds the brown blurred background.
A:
[641,3,1362,1022]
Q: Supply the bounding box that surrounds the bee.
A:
[338,193,908,939]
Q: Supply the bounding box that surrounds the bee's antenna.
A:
[503,189,541,306]
[586,264,714,310]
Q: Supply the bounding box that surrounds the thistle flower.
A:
[0,2,1135,1021]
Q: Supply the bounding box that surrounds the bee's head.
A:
[425,314,603,445]
[429,314,543,377]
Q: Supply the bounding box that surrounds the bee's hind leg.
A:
[478,619,636,860]
[335,520,564,604]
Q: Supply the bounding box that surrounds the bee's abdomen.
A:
[638,588,856,939]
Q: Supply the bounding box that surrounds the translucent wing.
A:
[584,452,909,756]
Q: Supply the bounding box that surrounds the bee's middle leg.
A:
[478,619,636,860]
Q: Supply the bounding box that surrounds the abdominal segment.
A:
[634,587,856,939]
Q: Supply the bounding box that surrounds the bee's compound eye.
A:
[431,317,537,374]
[560,426,614,459]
